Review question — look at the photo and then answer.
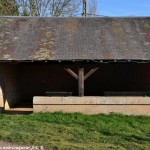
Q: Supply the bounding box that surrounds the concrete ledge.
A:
[33,96,150,116]
[33,96,150,105]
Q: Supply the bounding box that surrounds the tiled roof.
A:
[0,17,150,61]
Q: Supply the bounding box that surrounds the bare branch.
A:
[15,0,81,17]
[88,0,97,16]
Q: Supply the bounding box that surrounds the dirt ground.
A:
[0,141,38,149]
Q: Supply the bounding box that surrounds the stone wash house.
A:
[0,17,150,115]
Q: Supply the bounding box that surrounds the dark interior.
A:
[16,62,150,104]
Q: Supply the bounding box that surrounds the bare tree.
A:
[16,0,81,17]
[0,0,19,16]
[88,0,97,16]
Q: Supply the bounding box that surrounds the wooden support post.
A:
[64,67,98,97]
[64,68,78,80]
[78,67,84,96]
[84,67,99,80]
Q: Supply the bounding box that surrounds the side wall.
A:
[0,63,20,109]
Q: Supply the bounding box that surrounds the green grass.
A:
[0,113,150,149]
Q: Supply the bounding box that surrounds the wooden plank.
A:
[45,91,72,96]
[78,67,84,96]
[64,68,78,80]
[84,67,99,80]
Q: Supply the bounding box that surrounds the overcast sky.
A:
[97,0,150,16]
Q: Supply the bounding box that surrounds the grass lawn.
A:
[0,113,149,150]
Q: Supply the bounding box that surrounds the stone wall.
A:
[0,63,20,109]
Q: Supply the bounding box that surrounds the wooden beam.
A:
[78,67,84,96]
[84,67,99,80]
[65,67,99,97]
[64,68,78,80]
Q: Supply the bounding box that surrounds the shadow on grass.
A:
[4,110,33,115]
[124,134,150,142]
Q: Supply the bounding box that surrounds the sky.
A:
[97,0,150,16]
